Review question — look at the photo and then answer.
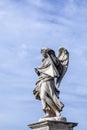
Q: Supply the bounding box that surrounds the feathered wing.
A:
[56,48,69,88]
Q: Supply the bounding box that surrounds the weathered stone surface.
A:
[28,121,78,130]
[39,116,67,122]
[33,48,69,120]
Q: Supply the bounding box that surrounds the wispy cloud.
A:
[0,0,87,130]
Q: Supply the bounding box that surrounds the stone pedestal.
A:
[28,121,78,130]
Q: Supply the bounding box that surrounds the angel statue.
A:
[33,47,69,121]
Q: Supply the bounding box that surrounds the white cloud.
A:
[0,0,87,130]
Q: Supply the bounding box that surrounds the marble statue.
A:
[33,47,69,121]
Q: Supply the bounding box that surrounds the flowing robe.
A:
[33,55,64,113]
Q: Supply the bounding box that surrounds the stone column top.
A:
[28,120,78,129]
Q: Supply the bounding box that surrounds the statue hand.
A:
[35,68,40,76]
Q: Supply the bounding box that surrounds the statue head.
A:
[41,48,48,58]
[41,48,55,58]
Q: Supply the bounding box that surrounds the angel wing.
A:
[56,47,69,88]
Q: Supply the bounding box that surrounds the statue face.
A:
[41,48,48,58]
[42,51,47,58]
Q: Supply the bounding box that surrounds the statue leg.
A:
[40,84,51,117]
[45,96,61,117]
[40,87,60,117]
[40,85,47,111]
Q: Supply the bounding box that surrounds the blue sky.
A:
[0,0,87,130]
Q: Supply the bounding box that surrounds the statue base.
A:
[28,121,78,130]
[39,116,67,122]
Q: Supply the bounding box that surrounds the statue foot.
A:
[55,116,67,122]
[39,116,67,122]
